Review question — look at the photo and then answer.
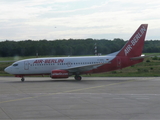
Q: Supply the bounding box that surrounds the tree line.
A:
[0,38,160,57]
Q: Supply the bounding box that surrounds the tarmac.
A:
[0,77,160,120]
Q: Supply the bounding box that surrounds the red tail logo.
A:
[117,24,148,57]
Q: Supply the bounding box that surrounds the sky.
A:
[0,0,160,41]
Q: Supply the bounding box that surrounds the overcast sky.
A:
[0,0,160,41]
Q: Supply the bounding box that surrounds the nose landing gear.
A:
[15,75,25,82]
[21,77,25,82]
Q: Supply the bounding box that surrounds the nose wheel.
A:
[21,77,25,82]
[74,75,82,81]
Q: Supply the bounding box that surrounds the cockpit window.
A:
[13,64,18,66]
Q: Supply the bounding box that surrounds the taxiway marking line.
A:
[61,81,132,93]
[0,80,134,104]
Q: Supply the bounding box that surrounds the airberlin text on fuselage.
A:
[124,25,146,56]
[33,59,64,64]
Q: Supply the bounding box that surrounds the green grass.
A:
[143,53,160,56]
[1,55,160,77]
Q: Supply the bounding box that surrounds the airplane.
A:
[4,24,148,82]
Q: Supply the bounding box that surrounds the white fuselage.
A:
[5,56,116,75]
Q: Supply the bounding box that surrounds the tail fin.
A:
[117,24,148,57]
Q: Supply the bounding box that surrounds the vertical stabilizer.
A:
[117,24,148,57]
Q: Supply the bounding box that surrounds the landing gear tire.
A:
[21,77,25,82]
[74,75,82,81]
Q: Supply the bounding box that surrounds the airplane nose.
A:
[4,66,12,74]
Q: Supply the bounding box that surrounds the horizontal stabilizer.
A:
[130,54,158,60]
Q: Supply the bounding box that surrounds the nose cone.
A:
[4,66,12,74]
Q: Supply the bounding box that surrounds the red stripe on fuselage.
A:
[85,56,143,74]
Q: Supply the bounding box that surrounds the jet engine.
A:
[51,70,69,78]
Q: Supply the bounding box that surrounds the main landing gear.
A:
[21,77,25,82]
[74,75,82,81]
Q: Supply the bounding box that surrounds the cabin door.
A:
[24,61,29,70]
[117,58,121,68]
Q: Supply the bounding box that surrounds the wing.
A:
[62,62,111,73]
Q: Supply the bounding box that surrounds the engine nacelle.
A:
[51,70,69,79]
